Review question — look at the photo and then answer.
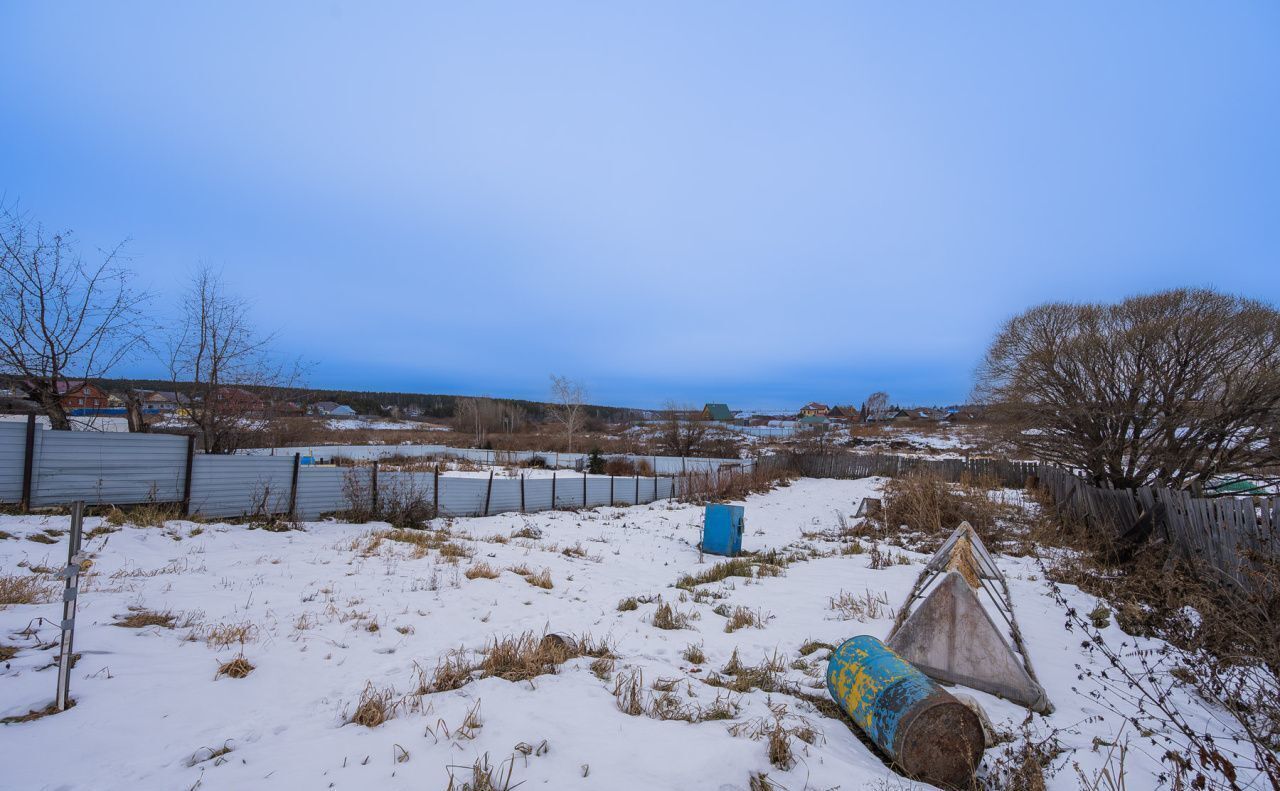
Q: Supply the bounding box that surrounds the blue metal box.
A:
[702,504,744,556]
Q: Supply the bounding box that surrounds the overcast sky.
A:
[3,3,1277,410]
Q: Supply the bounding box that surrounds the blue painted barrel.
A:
[827,635,984,787]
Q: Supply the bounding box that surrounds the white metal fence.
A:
[0,419,694,520]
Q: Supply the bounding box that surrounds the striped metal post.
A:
[56,501,85,711]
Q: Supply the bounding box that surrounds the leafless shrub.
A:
[444,753,519,791]
[678,465,794,505]
[976,288,1280,490]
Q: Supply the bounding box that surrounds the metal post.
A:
[634,475,639,505]
[371,461,380,516]
[180,434,196,516]
[520,475,525,513]
[20,413,36,511]
[434,465,440,515]
[583,472,587,508]
[551,472,557,510]
[610,475,614,505]
[287,453,301,517]
[654,475,658,500]
[56,501,85,711]
[483,470,494,516]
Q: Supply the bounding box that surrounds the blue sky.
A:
[3,3,1277,410]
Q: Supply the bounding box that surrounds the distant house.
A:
[700,403,734,421]
[23,380,110,411]
[799,402,829,417]
[798,414,830,429]
[133,390,188,413]
[826,405,858,420]
[312,401,357,417]
[214,387,264,413]
[866,408,911,423]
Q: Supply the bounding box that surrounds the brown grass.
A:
[878,469,1017,547]
[202,621,258,649]
[651,600,696,630]
[723,606,773,633]
[350,682,395,727]
[113,609,176,629]
[464,562,501,580]
[419,632,612,694]
[215,656,255,679]
[25,533,57,545]
[0,574,53,608]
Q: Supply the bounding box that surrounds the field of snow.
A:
[0,478,1247,790]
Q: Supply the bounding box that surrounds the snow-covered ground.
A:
[0,478,1248,790]
[325,418,449,431]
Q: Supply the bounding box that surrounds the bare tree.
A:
[0,206,149,428]
[975,288,1280,490]
[656,402,710,457]
[166,266,303,453]
[864,391,890,422]
[548,375,587,452]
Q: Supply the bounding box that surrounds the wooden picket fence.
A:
[1036,464,1280,593]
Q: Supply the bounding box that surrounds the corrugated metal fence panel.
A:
[587,477,612,508]
[0,422,29,502]
[524,478,554,512]
[438,476,488,517]
[189,455,295,518]
[295,467,355,519]
[31,430,188,507]
[487,478,523,514]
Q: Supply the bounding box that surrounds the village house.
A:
[311,401,357,417]
[700,403,734,421]
[798,402,829,417]
[23,380,110,412]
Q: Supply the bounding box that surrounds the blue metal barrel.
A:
[827,635,984,787]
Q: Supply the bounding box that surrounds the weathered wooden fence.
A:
[761,451,1036,488]
[1036,465,1279,593]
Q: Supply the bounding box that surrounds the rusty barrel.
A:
[826,635,984,788]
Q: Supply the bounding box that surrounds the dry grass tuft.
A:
[350,682,395,727]
[0,574,54,608]
[651,600,697,630]
[202,621,258,649]
[827,589,891,621]
[419,650,474,694]
[723,606,773,633]
[682,643,706,664]
[444,753,519,791]
[215,656,255,679]
[113,609,176,629]
[617,596,639,611]
[464,562,501,580]
[510,566,553,589]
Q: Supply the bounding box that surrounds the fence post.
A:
[551,472,557,510]
[181,434,196,516]
[610,475,614,505]
[434,465,440,515]
[56,501,85,711]
[371,461,379,516]
[20,413,36,511]
[520,475,525,513]
[653,475,658,501]
[583,472,588,508]
[483,470,494,516]
[288,453,301,518]
[634,474,639,505]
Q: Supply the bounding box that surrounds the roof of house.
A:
[24,379,101,395]
[799,414,829,424]
[702,403,733,421]
[801,402,829,411]
[313,401,341,411]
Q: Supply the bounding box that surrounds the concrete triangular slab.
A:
[888,570,1051,712]
[926,522,1002,582]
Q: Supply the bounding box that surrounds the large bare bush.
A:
[976,288,1280,490]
